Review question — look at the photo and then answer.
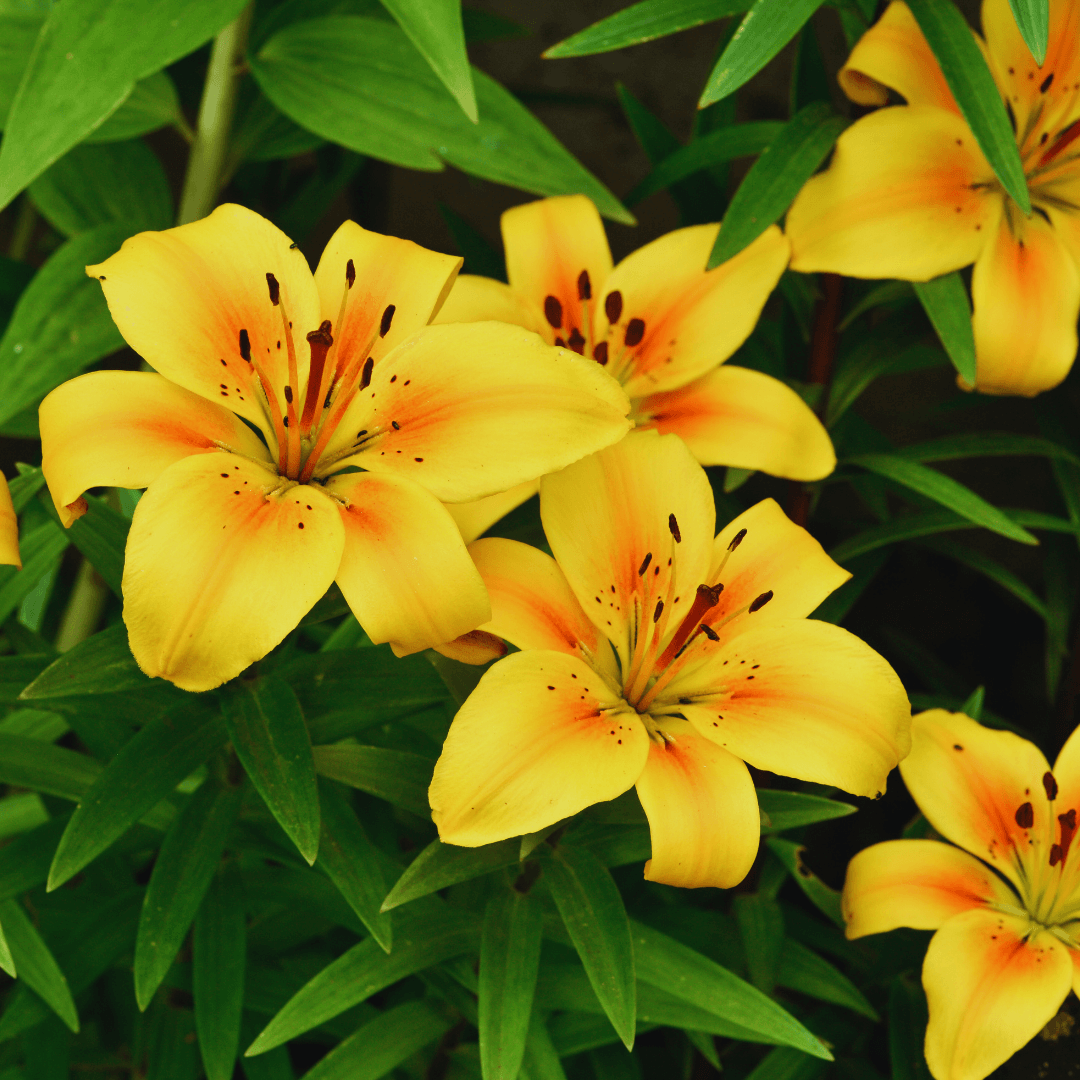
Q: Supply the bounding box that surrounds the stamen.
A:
[604,291,622,323]
[638,552,652,576]
[346,258,356,289]
[359,356,374,391]
[653,599,664,623]
[567,328,585,354]
[271,286,302,477]
[544,296,563,329]
[1040,118,1080,166]
[300,321,334,430]
[656,583,724,670]
[1015,802,1034,828]
[1058,808,1077,864]
[1045,771,1059,801]
[624,318,645,347]
[266,272,280,305]
[668,514,681,543]
[1040,72,1054,94]
[594,342,609,365]
[700,624,719,641]
[239,329,251,362]
[380,304,395,338]
[729,528,747,551]
[578,270,591,300]
[749,590,774,613]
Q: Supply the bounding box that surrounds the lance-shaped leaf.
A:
[906,0,1029,212]
[776,938,877,1019]
[0,921,13,979]
[913,272,976,387]
[480,886,543,1080]
[0,732,98,801]
[541,844,636,1050]
[545,0,747,58]
[827,343,945,427]
[0,655,52,703]
[84,70,184,143]
[316,780,392,951]
[0,522,69,627]
[708,102,847,267]
[381,837,520,912]
[20,622,156,700]
[312,744,432,817]
[0,899,77,1031]
[194,861,246,1080]
[757,790,857,832]
[766,839,844,928]
[1008,0,1049,64]
[0,0,248,209]
[698,0,827,107]
[890,978,934,1080]
[223,677,320,864]
[48,704,227,889]
[733,895,784,994]
[134,778,243,1009]
[56,495,129,599]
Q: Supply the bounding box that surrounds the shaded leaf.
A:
[0,732,98,800]
[776,937,877,1018]
[84,70,184,143]
[0,521,69,626]
[912,272,976,386]
[1008,0,1049,64]
[765,839,844,927]
[0,899,77,1031]
[758,790,857,831]
[381,837,520,911]
[312,743,432,817]
[733,895,783,994]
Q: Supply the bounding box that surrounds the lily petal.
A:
[899,710,1052,893]
[123,452,344,691]
[445,481,538,545]
[323,468,489,657]
[325,322,631,501]
[637,365,835,479]
[635,717,759,889]
[86,204,319,432]
[0,477,18,568]
[603,225,789,399]
[923,908,1072,1080]
[540,431,715,665]
[970,206,1080,396]
[429,649,649,845]
[313,220,462,373]
[433,273,545,335]
[839,0,959,112]
[675,619,911,798]
[469,536,618,679]
[40,370,272,526]
[842,838,1017,939]
[501,195,613,344]
[1052,719,1080,822]
[787,106,997,280]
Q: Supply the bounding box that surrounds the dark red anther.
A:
[656,583,725,668]
[1044,771,1059,801]
[567,328,585,354]
[653,599,664,623]
[544,295,563,329]
[624,318,645,347]
[380,304,395,337]
[700,623,719,641]
[1058,808,1077,863]
[1051,844,1063,867]
[593,341,609,365]
[266,272,280,305]
[604,291,623,323]
[359,356,374,392]
[239,329,251,362]
[578,269,592,301]
[749,590,774,613]
[346,258,355,288]
[668,514,681,543]
[1015,802,1034,828]
[1041,72,1054,93]
[283,385,293,404]
[728,528,747,552]
[638,552,652,576]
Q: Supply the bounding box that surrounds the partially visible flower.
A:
[0,478,19,567]
[843,709,1080,1080]
[429,432,910,889]
[435,195,835,541]
[40,205,631,691]
[787,0,1080,397]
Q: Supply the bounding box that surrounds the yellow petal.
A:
[923,908,1073,1080]
[445,481,538,544]
[469,536,618,680]
[313,220,462,374]
[322,322,631,501]
[635,717,759,889]
[839,1,959,112]
[601,225,789,398]
[787,106,997,280]
[432,630,508,666]
[0,477,19,568]
[540,430,715,666]
[636,365,836,479]
[1052,719,1080,820]
[40,370,272,526]
[123,452,344,691]
[842,839,1017,939]
[675,619,911,798]
[970,207,1080,396]
[86,204,319,434]
[899,710,1053,893]
[433,273,545,335]
[501,195,613,346]
[429,650,648,845]
[324,468,489,656]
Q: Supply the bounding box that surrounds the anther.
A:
[653,599,664,623]
[638,552,652,576]
[749,590,773,613]
[1015,802,1034,828]
[1041,72,1054,93]
[668,514,681,543]
[577,270,591,300]
[728,528,747,551]
[624,318,645,347]
[604,291,622,323]
[567,328,585,354]
[593,342,609,365]
[700,624,719,641]
[284,385,293,404]
[380,304,395,337]
[1044,771,1059,801]
[239,329,251,362]
[359,356,374,391]
[544,296,563,329]
[346,258,355,288]
[266,272,280,305]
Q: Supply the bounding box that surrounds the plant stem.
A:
[176,4,253,226]
[55,560,110,653]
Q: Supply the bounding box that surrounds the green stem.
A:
[55,560,110,653]
[176,4,253,226]
[7,197,36,261]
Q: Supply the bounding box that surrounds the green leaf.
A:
[827,343,945,427]
[625,121,782,205]
[0,899,77,1031]
[520,1011,568,1080]
[758,790,857,831]
[541,844,636,1050]
[744,1047,829,1080]
[844,454,1039,545]
[631,921,829,1056]
[896,432,1080,467]
[58,495,129,598]
[303,999,452,1080]
[0,921,13,979]
[912,272,976,386]
[380,837,520,912]
[48,704,226,889]
[479,887,543,1080]
[545,0,746,58]
[229,90,323,166]
[0,223,129,427]
[20,623,150,699]
[889,978,933,1080]
[698,0,826,107]
[0,816,69,904]
[0,8,44,130]
[765,839,844,927]
[134,779,243,1009]
[0,732,99,800]
[194,861,246,1080]
[223,677,321,864]
[0,521,69,626]
[1008,0,1049,64]
[312,744,431,817]
[245,906,476,1054]
[316,780,392,951]
[961,684,986,721]
[378,0,475,120]
[84,70,184,143]
[0,654,52,703]
[29,141,171,237]
[250,17,631,223]
[437,203,506,280]
[733,895,783,994]
[0,0,249,209]
[905,0,1029,212]
[776,937,877,1018]
[8,467,46,514]
[707,102,847,266]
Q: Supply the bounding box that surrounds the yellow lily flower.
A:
[787,0,1080,397]
[429,432,910,889]
[39,204,631,692]
[843,709,1080,1080]
[434,195,836,542]
[0,477,19,568]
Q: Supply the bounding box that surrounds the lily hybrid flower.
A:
[844,710,1080,1080]
[0,478,18,567]
[434,195,835,541]
[39,205,631,692]
[429,433,910,889]
[787,0,1080,397]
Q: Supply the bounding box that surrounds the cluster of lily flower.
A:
[0,2,1077,1078]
